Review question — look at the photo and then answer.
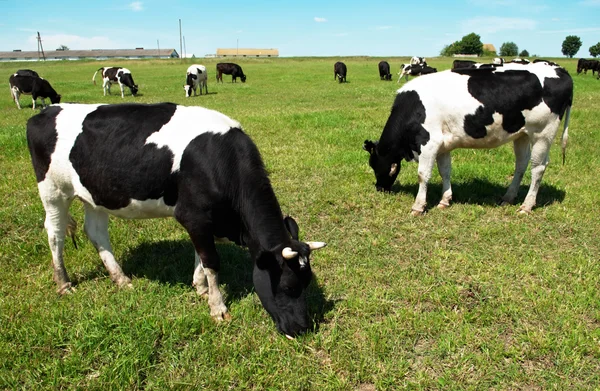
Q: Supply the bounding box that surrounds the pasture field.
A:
[1,57,599,390]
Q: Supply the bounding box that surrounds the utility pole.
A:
[179,19,183,61]
[37,32,46,61]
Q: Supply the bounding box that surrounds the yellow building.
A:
[216,48,279,58]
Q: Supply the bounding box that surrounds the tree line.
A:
[440,33,600,58]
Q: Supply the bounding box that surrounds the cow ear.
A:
[363,140,377,154]
[283,216,299,240]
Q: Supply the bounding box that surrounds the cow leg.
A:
[175,208,230,321]
[519,121,560,213]
[39,183,74,294]
[193,251,209,297]
[412,149,439,216]
[436,152,452,209]
[502,136,530,205]
[119,83,125,99]
[83,204,132,288]
[40,97,47,109]
[12,88,22,109]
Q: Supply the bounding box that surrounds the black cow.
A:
[378,61,392,81]
[26,103,325,338]
[216,63,246,83]
[9,74,61,110]
[452,59,477,69]
[92,67,138,98]
[365,62,573,215]
[577,58,599,75]
[15,69,40,77]
[334,61,347,83]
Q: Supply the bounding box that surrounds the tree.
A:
[519,49,529,57]
[56,45,69,51]
[561,35,582,58]
[440,33,483,56]
[590,42,600,58]
[499,42,519,57]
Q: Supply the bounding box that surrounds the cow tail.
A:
[561,104,571,166]
[66,214,79,249]
[92,67,103,86]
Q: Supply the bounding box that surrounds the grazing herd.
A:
[11,55,577,338]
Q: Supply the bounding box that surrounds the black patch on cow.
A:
[26,106,62,183]
[380,90,430,161]
[463,70,544,138]
[70,103,179,210]
[542,67,573,119]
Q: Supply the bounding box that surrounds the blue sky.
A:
[1,0,600,57]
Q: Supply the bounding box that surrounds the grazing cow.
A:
[27,102,326,338]
[92,67,139,98]
[364,62,573,215]
[493,57,505,65]
[410,56,426,66]
[334,61,347,83]
[397,64,437,82]
[184,64,208,97]
[15,69,40,77]
[378,61,392,81]
[216,63,246,83]
[9,74,61,110]
[452,59,477,69]
[510,58,530,64]
[576,58,599,75]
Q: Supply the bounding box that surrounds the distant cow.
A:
[15,69,40,77]
[334,61,347,83]
[365,62,573,215]
[533,59,559,67]
[9,74,61,109]
[397,64,437,82]
[92,67,139,98]
[576,58,599,75]
[184,64,208,97]
[452,59,477,69]
[216,63,246,83]
[378,61,392,81]
[510,58,530,64]
[410,56,426,66]
[26,102,326,338]
[493,57,505,65]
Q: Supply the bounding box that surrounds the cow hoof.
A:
[57,282,74,295]
[437,202,450,209]
[115,276,133,289]
[196,287,209,298]
[411,209,425,216]
[212,311,232,322]
[517,208,532,215]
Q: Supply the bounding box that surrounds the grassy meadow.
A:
[1,56,599,390]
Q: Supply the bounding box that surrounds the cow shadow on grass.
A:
[99,239,335,325]
[391,178,566,209]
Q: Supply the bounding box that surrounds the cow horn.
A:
[306,241,327,250]
[389,163,398,176]
[282,247,298,259]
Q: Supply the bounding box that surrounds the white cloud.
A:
[129,2,143,11]
[461,17,537,34]
[314,17,327,23]
[26,33,124,51]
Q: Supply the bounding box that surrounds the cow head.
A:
[130,85,139,96]
[363,140,400,192]
[386,73,392,81]
[252,216,326,338]
[240,74,247,83]
[50,94,62,104]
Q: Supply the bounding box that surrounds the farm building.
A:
[216,48,279,58]
[0,48,179,62]
[483,43,497,53]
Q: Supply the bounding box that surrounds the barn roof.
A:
[483,43,497,52]
[0,48,179,60]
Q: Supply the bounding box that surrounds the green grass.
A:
[1,56,599,390]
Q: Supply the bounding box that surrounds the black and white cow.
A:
[378,61,392,81]
[397,64,437,82]
[410,56,426,66]
[9,74,61,110]
[364,62,573,215]
[216,63,246,83]
[15,69,40,77]
[510,58,530,65]
[27,103,325,338]
[533,59,559,67]
[452,59,477,69]
[334,61,347,83]
[92,67,139,98]
[184,64,208,97]
[493,57,505,65]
